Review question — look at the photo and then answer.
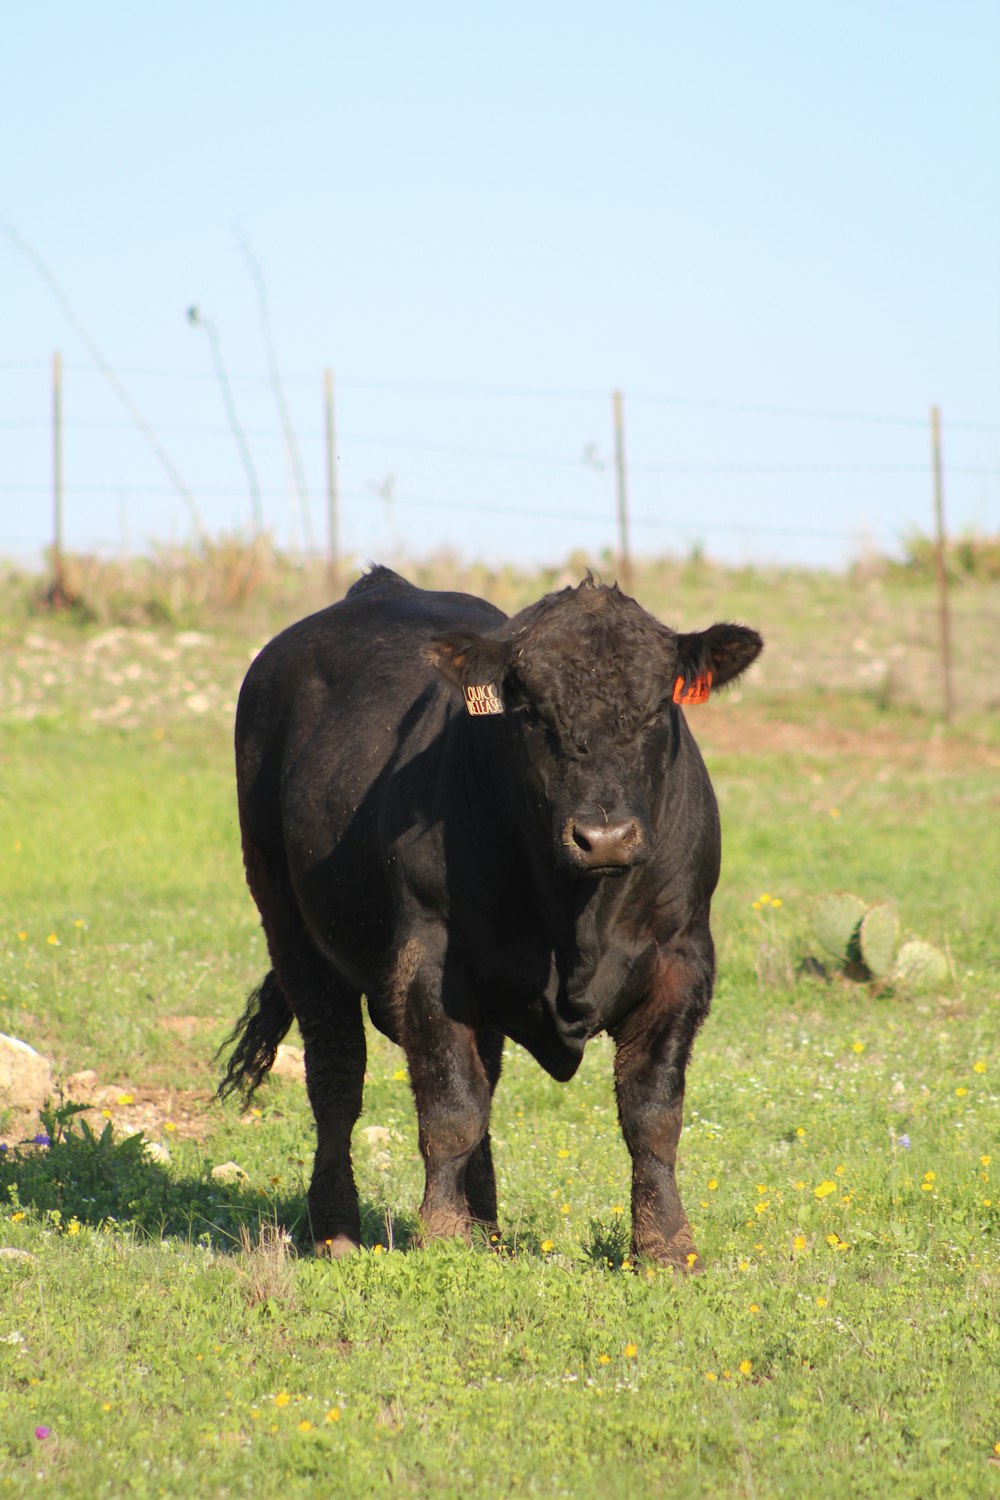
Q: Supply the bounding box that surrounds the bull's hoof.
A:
[632,1228,702,1272]
[414,1212,474,1247]
[314,1234,360,1259]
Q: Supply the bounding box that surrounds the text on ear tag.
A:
[464,682,503,716]
[672,671,712,705]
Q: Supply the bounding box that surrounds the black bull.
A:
[220,567,762,1268]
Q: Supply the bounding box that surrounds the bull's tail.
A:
[216,970,294,1104]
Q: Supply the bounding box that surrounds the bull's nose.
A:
[565,816,645,869]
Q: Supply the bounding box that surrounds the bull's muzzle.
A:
[563,814,647,873]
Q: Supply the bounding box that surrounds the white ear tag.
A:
[463,682,503,716]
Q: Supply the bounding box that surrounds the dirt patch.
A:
[60,1073,212,1143]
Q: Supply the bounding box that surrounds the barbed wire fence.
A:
[3,355,999,557]
[2,354,998,719]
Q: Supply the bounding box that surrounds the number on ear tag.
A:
[672,672,712,705]
[464,682,503,716]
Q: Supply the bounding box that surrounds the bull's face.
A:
[428,579,762,879]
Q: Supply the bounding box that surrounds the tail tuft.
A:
[216,971,294,1105]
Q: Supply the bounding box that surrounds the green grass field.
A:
[1,556,998,1497]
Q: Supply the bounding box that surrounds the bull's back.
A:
[235,571,504,963]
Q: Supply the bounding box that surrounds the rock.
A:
[0,1036,52,1137]
[211,1160,249,1185]
[271,1044,305,1082]
[64,1069,98,1098]
[143,1141,171,1164]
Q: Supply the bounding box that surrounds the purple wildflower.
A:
[897,1134,911,1150]
[35,1426,50,1440]
[32,1133,52,1148]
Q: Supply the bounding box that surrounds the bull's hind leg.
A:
[239,838,366,1257]
[296,988,366,1257]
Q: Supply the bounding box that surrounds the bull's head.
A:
[428,579,762,877]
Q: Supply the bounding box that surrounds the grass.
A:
[1,553,999,1496]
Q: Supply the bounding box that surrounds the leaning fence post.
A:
[612,389,633,592]
[51,350,66,605]
[324,368,340,594]
[929,404,955,723]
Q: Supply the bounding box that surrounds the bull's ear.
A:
[425,631,511,698]
[673,623,763,702]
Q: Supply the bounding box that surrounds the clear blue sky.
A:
[3,1,998,570]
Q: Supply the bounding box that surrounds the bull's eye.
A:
[508,687,544,726]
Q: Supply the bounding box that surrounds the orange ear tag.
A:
[672,671,712,706]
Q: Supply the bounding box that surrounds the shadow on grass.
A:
[1,1108,627,1267]
[0,1111,420,1255]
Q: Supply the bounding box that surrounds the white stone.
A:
[211,1161,249,1185]
[0,1035,52,1124]
[271,1044,306,1082]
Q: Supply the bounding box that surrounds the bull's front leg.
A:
[611,947,712,1270]
[397,950,496,1245]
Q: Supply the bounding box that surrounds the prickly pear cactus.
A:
[810,893,866,962]
[859,903,900,979]
[891,939,949,994]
